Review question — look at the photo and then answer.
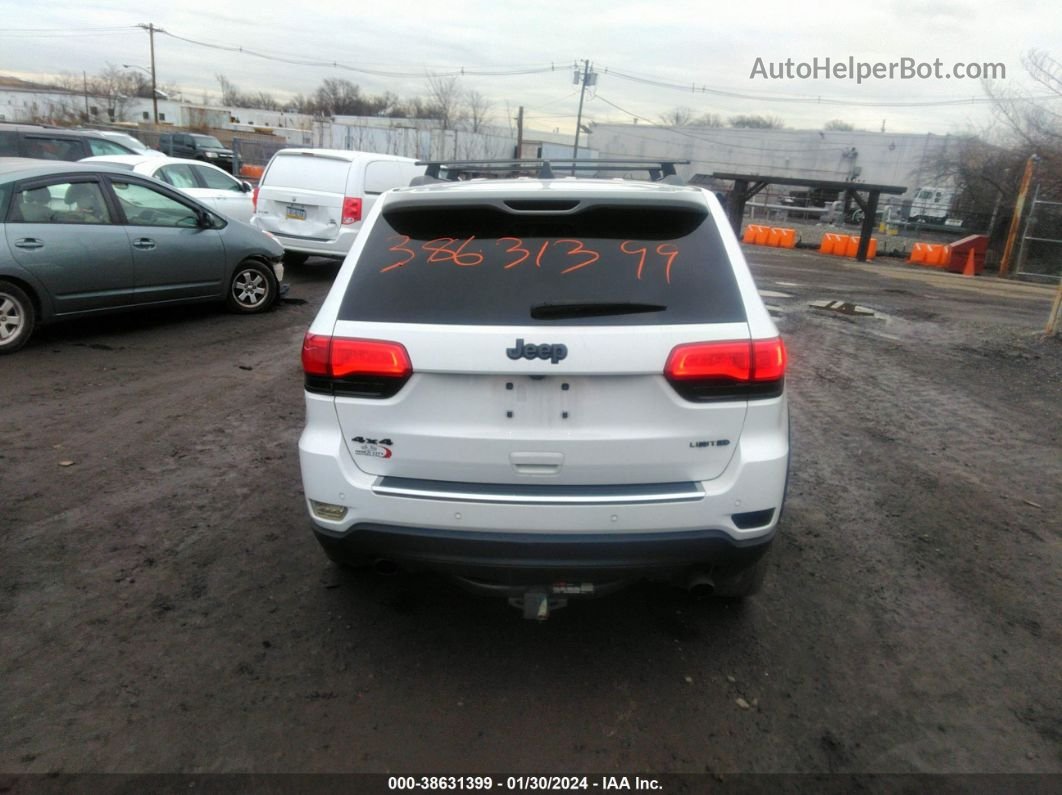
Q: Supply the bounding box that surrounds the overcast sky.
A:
[0,0,1058,136]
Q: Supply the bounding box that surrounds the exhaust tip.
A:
[686,573,715,599]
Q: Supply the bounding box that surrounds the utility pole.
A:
[998,154,1038,278]
[1046,278,1062,337]
[515,106,524,159]
[83,72,90,122]
[572,60,595,172]
[139,22,161,125]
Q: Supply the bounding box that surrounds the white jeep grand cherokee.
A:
[298,160,788,617]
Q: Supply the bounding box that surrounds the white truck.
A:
[908,186,957,224]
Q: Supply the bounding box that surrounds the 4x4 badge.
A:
[506,338,568,364]
[351,436,393,459]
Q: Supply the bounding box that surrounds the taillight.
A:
[251,186,259,211]
[665,338,786,401]
[341,197,362,225]
[302,333,412,398]
[751,337,787,382]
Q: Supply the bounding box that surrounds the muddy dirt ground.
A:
[1,248,1059,788]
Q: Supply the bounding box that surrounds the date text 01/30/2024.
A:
[387,776,663,791]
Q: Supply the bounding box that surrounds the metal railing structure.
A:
[1015,191,1062,282]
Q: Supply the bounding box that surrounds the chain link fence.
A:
[231,138,298,182]
[1016,194,1062,282]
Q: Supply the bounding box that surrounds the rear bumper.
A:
[250,218,355,258]
[313,522,775,586]
[301,391,789,588]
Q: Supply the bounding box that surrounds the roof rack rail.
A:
[414,158,690,183]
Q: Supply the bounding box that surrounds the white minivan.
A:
[250,149,424,264]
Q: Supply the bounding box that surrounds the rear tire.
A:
[0,280,35,354]
[226,260,277,314]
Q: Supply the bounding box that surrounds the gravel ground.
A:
[1,248,1059,791]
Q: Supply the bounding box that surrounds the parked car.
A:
[298,159,789,618]
[0,159,285,354]
[81,155,255,222]
[250,148,424,264]
[0,123,139,161]
[86,130,164,158]
[157,133,234,173]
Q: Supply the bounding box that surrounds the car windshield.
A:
[339,201,746,326]
[191,135,224,149]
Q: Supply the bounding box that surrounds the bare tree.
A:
[981,49,1062,197]
[48,65,141,123]
[926,49,1062,249]
[729,114,786,129]
[692,112,724,128]
[315,78,363,117]
[1023,49,1062,98]
[47,73,90,123]
[96,64,143,121]
[661,107,724,127]
[930,134,1025,236]
[659,107,694,127]
[466,89,493,133]
[216,74,240,106]
[824,119,855,131]
[425,73,466,130]
[216,74,280,110]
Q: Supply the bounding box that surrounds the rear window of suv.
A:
[338,200,746,326]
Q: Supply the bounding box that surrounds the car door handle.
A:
[14,238,44,250]
[132,238,157,251]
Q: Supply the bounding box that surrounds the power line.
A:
[0,26,137,37]
[592,94,653,124]
[602,65,1059,108]
[159,29,558,79]
[5,23,1059,113]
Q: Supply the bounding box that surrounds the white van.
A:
[250,149,424,263]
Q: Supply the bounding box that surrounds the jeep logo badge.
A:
[506,338,568,364]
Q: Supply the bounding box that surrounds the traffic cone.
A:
[962,249,976,277]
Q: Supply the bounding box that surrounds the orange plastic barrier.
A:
[744,225,797,248]
[909,242,952,268]
[239,164,265,180]
[926,244,950,267]
[777,228,796,248]
[819,233,842,255]
[818,234,877,259]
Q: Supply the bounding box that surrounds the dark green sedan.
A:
[0,159,286,353]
